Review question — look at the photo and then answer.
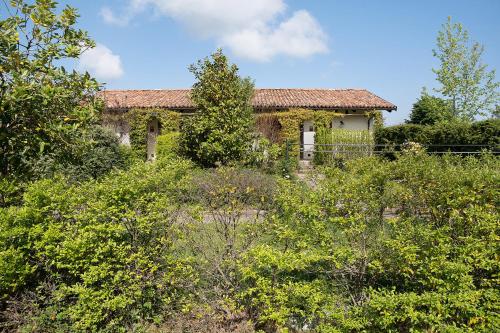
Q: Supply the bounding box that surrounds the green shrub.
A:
[0,177,24,208]
[407,90,453,125]
[29,125,131,181]
[237,154,500,332]
[156,132,180,160]
[243,137,293,176]
[0,159,197,332]
[2,148,498,332]
[375,119,500,153]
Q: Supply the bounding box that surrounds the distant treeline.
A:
[375,119,500,153]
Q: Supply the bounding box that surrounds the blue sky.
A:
[66,0,500,125]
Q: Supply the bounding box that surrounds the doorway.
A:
[300,120,315,160]
[147,119,159,160]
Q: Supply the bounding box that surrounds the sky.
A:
[63,0,500,125]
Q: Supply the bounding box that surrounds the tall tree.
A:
[179,49,254,167]
[0,0,100,178]
[432,17,499,121]
[407,88,453,125]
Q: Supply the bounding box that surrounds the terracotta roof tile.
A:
[100,88,396,111]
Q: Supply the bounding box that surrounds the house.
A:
[100,88,396,160]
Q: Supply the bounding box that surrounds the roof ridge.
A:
[100,88,397,111]
[102,88,192,92]
[102,88,368,92]
[255,88,367,91]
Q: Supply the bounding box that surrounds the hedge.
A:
[375,119,500,153]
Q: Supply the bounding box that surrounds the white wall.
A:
[302,120,315,160]
[332,115,370,131]
[105,120,131,145]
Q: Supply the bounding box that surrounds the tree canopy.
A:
[432,17,499,121]
[179,49,254,167]
[408,89,453,125]
[0,0,101,178]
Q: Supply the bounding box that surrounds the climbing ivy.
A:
[255,109,382,160]
[124,109,181,159]
[365,110,384,130]
[256,109,344,158]
[101,109,181,159]
[101,108,381,161]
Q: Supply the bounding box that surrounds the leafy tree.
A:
[0,0,100,178]
[179,49,254,167]
[433,17,499,120]
[408,88,453,125]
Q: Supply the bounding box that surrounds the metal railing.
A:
[283,141,500,161]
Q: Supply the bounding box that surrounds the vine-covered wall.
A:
[255,108,382,159]
[102,108,383,160]
[256,109,344,144]
[125,108,181,158]
[366,110,384,130]
[102,108,181,159]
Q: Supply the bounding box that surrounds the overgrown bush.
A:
[182,168,276,319]
[29,125,131,181]
[157,132,180,160]
[0,0,100,179]
[375,119,500,153]
[179,49,254,167]
[237,154,500,332]
[2,150,498,332]
[243,137,294,176]
[0,159,197,332]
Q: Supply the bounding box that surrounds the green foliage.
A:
[29,125,131,181]
[255,110,346,164]
[2,152,499,332]
[122,109,181,159]
[237,154,500,332]
[179,49,254,167]
[0,177,24,207]
[0,159,197,332]
[375,119,500,153]
[314,128,374,165]
[156,132,180,160]
[408,89,453,125]
[242,137,294,177]
[433,17,499,120]
[0,0,101,178]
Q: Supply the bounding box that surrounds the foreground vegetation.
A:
[1,2,498,332]
[1,152,498,332]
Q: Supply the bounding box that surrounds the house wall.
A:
[104,119,131,145]
[332,114,371,131]
[103,109,377,159]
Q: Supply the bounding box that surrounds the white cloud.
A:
[78,44,124,80]
[100,7,128,26]
[101,0,328,61]
[222,10,328,61]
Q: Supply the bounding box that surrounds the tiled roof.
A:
[100,88,397,111]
